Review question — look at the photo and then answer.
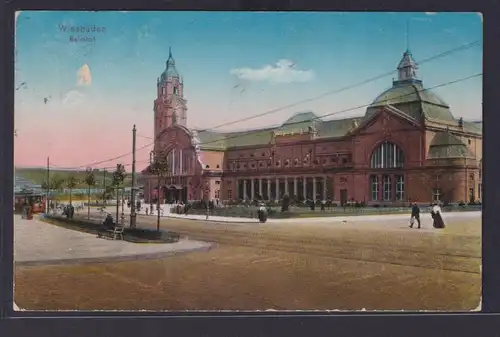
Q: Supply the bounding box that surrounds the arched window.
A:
[370,142,405,169]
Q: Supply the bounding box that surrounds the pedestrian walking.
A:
[409,202,421,229]
[431,202,446,229]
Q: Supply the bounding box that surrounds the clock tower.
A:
[153,47,188,142]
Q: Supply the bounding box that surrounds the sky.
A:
[14,11,483,169]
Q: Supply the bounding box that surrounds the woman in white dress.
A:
[431,202,445,229]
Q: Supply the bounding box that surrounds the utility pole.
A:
[46,156,50,214]
[103,169,107,205]
[130,124,137,228]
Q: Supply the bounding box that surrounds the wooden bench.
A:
[97,223,124,240]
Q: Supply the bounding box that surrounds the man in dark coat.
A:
[410,202,421,229]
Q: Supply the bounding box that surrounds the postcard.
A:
[13,11,482,311]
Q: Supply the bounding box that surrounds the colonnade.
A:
[236,176,328,201]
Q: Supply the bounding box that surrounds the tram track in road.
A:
[133,216,481,275]
[73,213,481,274]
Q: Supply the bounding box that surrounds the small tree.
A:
[51,176,64,194]
[65,176,79,206]
[111,164,127,223]
[84,168,96,220]
[102,186,114,202]
[41,180,49,193]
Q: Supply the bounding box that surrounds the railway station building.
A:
[140,49,482,205]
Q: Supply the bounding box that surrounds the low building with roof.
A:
[140,49,482,205]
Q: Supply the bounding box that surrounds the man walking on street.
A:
[410,202,421,229]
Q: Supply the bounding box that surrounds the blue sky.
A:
[14,11,482,167]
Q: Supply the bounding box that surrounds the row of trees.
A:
[42,164,128,220]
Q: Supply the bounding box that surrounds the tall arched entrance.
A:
[164,184,188,203]
[368,141,406,203]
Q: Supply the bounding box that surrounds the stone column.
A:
[284,177,289,195]
[243,179,247,200]
[303,177,307,199]
[276,177,280,200]
[179,149,183,175]
[313,177,317,202]
[322,176,327,200]
[172,149,176,175]
[258,178,263,197]
[235,179,239,200]
[267,178,272,200]
[250,179,255,200]
[294,177,298,197]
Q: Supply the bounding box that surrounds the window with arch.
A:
[370,142,405,169]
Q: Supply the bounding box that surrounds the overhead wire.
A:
[198,40,480,132]
[51,72,481,172]
[47,40,481,171]
[128,73,482,148]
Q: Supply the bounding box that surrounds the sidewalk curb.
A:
[15,243,214,267]
[165,215,258,224]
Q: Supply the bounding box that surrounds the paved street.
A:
[14,211,481,311]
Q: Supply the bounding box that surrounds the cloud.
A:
[62,90,85,106]
[425,12,437,15]
[77,64,92,86]
[230,59,314,83]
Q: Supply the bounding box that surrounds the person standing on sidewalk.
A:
[410,202,421,229]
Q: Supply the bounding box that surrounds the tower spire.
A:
[165,47,177,76]
[406,19,410,52]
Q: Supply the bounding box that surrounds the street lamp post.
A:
[121,187,125,224]
[86,167,92,220]
[205,180,210,220]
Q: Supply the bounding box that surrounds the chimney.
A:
[458,117,464,129]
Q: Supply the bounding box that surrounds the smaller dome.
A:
[278,111,321,134]
[428,131,474,159]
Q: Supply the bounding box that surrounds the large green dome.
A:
[371,81,448,108]
[366,81,456,123]
[365,50,457,123]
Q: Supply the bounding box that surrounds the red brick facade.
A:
[220,109,481,205]
[140,50,482,205]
